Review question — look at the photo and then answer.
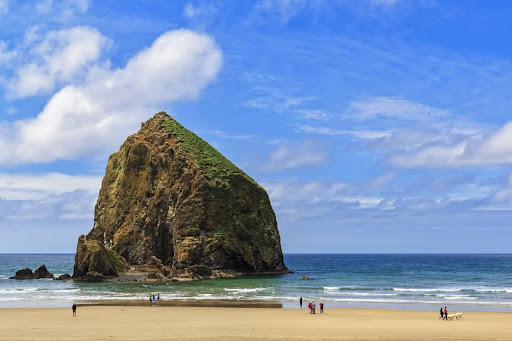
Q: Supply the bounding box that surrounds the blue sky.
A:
[0,0,511,253]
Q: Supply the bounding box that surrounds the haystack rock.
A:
[73,112,288,281]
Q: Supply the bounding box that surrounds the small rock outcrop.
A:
[73,237,127,281]
[10,265,55,279]
[54,274,72,281]
[34,265,54,278]
[10,268,35,279]
[73,112,288,281]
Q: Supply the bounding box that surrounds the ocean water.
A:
[0,254,511,311]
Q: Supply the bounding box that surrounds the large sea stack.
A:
[73,112,287,281]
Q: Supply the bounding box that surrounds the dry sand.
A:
[0,306,510,341]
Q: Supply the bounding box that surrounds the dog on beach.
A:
[446,312,463,320]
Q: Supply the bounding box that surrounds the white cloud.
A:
[0,29,222,164]
[0,173,101,200]
[390,120,512,168]
[8,26,110,98]
[296,109,328,120]
[265,140,328,170]
[0,41,16,65]
[245,94,313,113]
[183,2,217,19]
[255,0,309,24]
[35,0,90,22]
[297,124,393,139]
[346,96,451,122]
[206,130,255,140]
[2,189,97,221]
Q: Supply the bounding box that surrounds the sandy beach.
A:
[0,305,510,341]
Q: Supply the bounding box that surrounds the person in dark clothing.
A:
[72,303,77,317]
[319,302,324,313]
[299,297,303,308]
[439,307,444,320]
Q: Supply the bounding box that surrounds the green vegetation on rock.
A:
[158,112,256,188]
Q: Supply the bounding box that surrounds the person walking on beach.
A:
[312,301,316,314]
[439,307,444,320]
[307,301,312,314]
[157,293,160,300]
[444,306,448,320]
[319,302,324,314]
[299,297,303,308]
[72,303,77,317]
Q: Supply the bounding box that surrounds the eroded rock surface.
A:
[10,268,35,279]
[73,112,287,281]
[10,265,55,279]
[34,265,54,278]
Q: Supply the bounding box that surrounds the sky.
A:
[0,0,511,253]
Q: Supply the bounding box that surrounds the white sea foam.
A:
[327,297,512,306]
[475,288,512,293]
[443,295,478,300]
[323,286,341,291]
[0,288,39,294]
[393,288,463,293]
[341,292,397,297]
[224,288,269,293]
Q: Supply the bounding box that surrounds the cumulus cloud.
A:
[265,140,328,170]
[0,172,101,200]
[8,26,110,98]
[0,29,222,164]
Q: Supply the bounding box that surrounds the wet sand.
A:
[0,306,510,340]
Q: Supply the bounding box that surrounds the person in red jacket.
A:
[307,302,312,314]
[444,306,448,320]
[319,302,324,313]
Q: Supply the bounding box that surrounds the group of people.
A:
[439,306,448,320]
[299,297,324,314]
[150,293,161,304]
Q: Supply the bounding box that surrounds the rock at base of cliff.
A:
[73,236,128,281]
[54,274,72,281]
[34,265,54,278]
[9,268,35,279]
[80,271,105,282]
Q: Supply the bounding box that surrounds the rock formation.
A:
[10,265,54,279]
[34,265,54,278]
[54,274,72,281]
[10,268,35,279]
[73,112,287,281]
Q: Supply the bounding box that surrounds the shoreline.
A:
[3,298,512,313]
[0,306,510,340]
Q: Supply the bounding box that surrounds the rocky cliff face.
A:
[73,112,287,281]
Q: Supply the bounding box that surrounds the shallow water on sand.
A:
[1,254,511,311]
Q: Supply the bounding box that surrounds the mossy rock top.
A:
[157,112,257,188]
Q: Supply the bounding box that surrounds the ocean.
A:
[0,254,511,311]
